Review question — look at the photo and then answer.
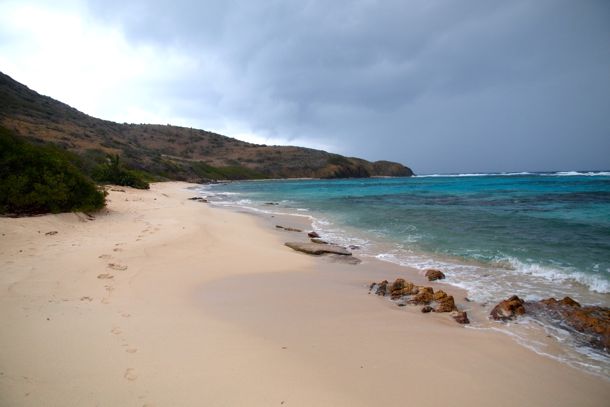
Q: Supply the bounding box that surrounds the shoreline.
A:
[200,179,610,376]
[1,182,608,406]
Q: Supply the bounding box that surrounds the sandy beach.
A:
[1,181,608,407]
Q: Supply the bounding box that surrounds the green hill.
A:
[0,71,413,182]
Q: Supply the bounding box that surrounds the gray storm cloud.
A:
[79,0,610,173]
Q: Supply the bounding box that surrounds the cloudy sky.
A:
[1,0,609,174]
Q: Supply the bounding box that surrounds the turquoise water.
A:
[205,172,610,305]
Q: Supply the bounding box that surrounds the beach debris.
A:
[307,231,320,238]
[421,305,434,313]
[490,295,526,321]
[45,231,58,236]
[424,269,445,281]
[452,311,470,324]
[527,297,609,352]
[310,238,329,244]
[276,225,303,232]
[284,241,351,255]
[434,295,456,313]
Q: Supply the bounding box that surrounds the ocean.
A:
[199,171,610,376]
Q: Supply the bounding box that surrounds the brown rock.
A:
[425,269,445,281]
[530,297,608,351]
[373,280,389,296]
[435,295,456,313]
[433,290,448,301]
[452,311,470,324]
[408,287,434,305]
[284,242,351,256]
[540,296,581,308]
[308,231,320,238]
[421,306,434,313]
[490,295,526,321]
[390,278,406,299]
[401,281,417,295]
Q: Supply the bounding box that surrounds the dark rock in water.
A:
[389,278,406,299]
[421,305,434,313]
[490,295,526,321]
[408,287,434,305]
[264,202,279,206]
[310,238,328,244]
[276,225,303,232]
[348,245,361,250]
[452,311,470,324]
[435,295,456,313]
[308,231,320,238]
[284,242,351,255]
[527,297,609,352]
[425,269,445,281]
[539,296,581,308]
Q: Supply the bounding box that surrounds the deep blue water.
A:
[206,172,610,303]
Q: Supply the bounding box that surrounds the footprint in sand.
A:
[98,254,111,260]
[101,298,110,304]
[97,273,114,279]
[111,327,122,335]
[121,313,131,318]
[126,348,138,354]
[124,368,137,381]
[108,263,128,271]
[80,296,93,302]
[113,247,123,252]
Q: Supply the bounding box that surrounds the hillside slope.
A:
[0,72,413,181]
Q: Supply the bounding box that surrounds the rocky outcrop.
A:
[276,225,303,232]
[310,238,329,244]
[452,311,470,324]
[285,242,351,256]
[408,287,434,305]
[425,269,445,281]
[435,295,456,313]
[389,278,406,299]
[369,278,467,324]
[490,295,526,321]
[527,297,609,352]
[370,280,389,296]
[308,231,320,238]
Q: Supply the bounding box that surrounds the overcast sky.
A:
[1,0,609,174]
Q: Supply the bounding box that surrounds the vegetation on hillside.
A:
[0,71,414,181]
[92,154,150,189]
[0,126,105,215]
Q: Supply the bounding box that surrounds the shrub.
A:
[92,154,150,189]
[0,126,105,215]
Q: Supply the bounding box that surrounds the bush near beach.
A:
[0,126,106,215]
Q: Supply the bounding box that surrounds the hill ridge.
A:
[0,71,413,181]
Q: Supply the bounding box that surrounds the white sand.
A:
[0,182,608,406]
